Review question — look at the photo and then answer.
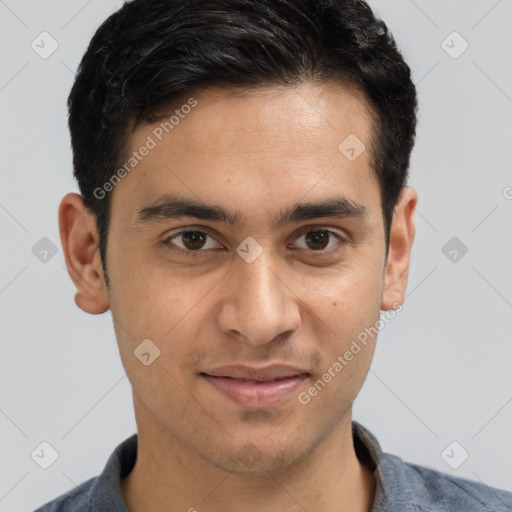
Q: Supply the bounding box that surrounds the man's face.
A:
[101,82,392,472]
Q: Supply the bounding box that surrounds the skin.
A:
[59,81,417,512]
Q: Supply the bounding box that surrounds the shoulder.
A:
[383,452,512,512]
[32,433,136,512]
[32,477,97,512]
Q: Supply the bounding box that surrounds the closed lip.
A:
[200,364,310,382]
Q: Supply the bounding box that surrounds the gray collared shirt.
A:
[34,421,512,511]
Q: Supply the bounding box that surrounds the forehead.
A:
[160,82,375,159]
[110,82,381,228]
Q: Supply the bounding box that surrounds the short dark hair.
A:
[68,0,417,287]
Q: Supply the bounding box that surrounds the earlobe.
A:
[58,193,110,314]
[381,187,418,311]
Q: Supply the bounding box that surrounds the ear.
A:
[59,193,110,314]
[381,186,418,311]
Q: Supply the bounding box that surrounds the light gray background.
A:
[1,1,511,510]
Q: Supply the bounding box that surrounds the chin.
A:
[193,437,312,476]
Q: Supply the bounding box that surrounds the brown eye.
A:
[164,230,222,254]
[293,229,343,252]
[304,230,331,250]
[181,231,208,250]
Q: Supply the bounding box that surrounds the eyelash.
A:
[162,227,347,258]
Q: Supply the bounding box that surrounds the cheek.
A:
[110,256,211,329]
[108,265,222,375]
[305,258,384,334]
[110,276,210,417]
[297,270,381,418]
[298,260,383,398]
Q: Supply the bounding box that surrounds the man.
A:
[35,0,512,511]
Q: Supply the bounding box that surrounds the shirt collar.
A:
[90,421,400,512]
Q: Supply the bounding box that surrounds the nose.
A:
[216,251,301,346]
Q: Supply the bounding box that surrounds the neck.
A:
[121,400,375,512]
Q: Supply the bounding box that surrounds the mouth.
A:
[200,364,310,409]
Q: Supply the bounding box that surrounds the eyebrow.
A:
[132,194,368,230]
